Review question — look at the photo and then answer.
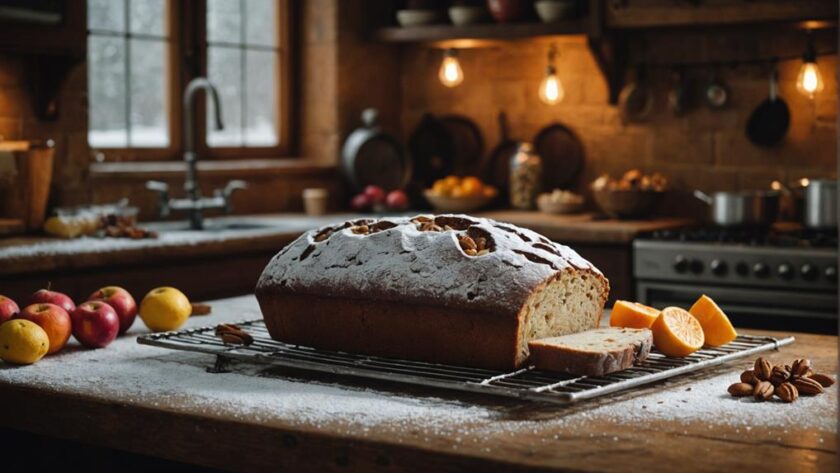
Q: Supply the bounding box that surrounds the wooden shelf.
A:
[372,20,589,44]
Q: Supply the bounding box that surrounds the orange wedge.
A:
[651,306,705,357]
[610,300,660,329]
[689,294,737,347]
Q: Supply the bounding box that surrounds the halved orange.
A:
[651,306,705,357]
[689,294,737,347]
[610,300,660,329]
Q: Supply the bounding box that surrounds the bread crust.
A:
[259,293,521,370]
[528,328,653,376]
[256,215,610,370]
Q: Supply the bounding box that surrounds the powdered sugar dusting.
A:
[257,214,606,314]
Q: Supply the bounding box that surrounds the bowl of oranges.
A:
[425,175,497,213]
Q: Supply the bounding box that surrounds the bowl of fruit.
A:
[424,176,497,213]
[591,169,668,219]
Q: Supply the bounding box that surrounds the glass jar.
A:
[509,142,543,210]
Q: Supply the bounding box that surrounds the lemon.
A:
[0,319,50,365]
[139,287,192,332]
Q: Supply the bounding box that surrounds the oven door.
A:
[636,281,838,334]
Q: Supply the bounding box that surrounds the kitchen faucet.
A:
[146,77,247,230]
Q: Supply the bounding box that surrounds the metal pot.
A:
[804,179,838,230]
[694,190,780,227]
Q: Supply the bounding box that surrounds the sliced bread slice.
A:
[528,327,653,376]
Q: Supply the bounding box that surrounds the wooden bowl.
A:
[424,190,496,213]
[592,188,663,219]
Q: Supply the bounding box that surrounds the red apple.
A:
[16,303,72,354]
[386,189,409,210]
[0,295,19,324]
[351,193,372,211]
[71,301,119,349]
[363,185,386,204]
[30,288,75,315]
[87,286,137,335]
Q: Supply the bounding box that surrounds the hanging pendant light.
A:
[438,48,464,88]
[796,34,824,99]
[538,44,564,105]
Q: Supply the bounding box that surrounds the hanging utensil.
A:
[439,115,484,176]
[667,66,691,116]
[485,111,520,194]
[533,122,585,190]
[704,67,730,110]
[746,66,790,147]
[341,108,410,192]
[619,65,653,124]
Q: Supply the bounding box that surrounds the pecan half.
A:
[775,382,799,403]
[215,324,254,346]
[793,376,824,396]
[753,381,774,401]
[728,382,754,397]
[739,370,758,385]
[350,224,369,235]
[754,357,772,381]
[808,373,836,388]
[458,235,477,251]
[769,365,791,386]
[790,358,812,378]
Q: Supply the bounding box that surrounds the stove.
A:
[634,227,838,333]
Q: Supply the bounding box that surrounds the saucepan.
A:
[694,189,780,227]
[803,178,837,230]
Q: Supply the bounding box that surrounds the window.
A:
[87,0,291,159]
[87,0,170,148]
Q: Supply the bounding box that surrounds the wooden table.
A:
[0,296,835,472]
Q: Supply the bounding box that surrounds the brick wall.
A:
[399,32,837,204]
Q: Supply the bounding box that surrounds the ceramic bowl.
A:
[396,9,442,27]
[537,194,584,215]
[534,0,576,23]
[448,5,489,25]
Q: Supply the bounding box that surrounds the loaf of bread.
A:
[256,215,609,370]
[528,327,653,376]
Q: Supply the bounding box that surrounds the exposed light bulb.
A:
[538,45,564,105]
[796,37,824,99]
[539,67,564,105]
[796,61,824,99]
[438,49,463,88]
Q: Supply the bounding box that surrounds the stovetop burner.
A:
[646,226,838,249]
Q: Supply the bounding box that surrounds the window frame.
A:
[87,0,294,161]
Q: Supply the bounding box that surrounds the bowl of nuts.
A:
[591,169,668,219]
[425,175,497,213]
[537,189,585,215]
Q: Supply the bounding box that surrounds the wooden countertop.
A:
[0,212,692,276]
[0,296,835,472]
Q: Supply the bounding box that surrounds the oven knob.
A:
[777,263,794,279]
[736,262,749,276]
[709,259,727,275]
[753,263,770,278]
[689,259,704,274]
[825,266,837,282]
[801,264,818,281]
[673,255,688,273]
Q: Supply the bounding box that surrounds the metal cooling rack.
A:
[137,319,794,405]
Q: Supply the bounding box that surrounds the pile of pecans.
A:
[215,323,254,346]
[728,357,835,403]
[457,234,490,257]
